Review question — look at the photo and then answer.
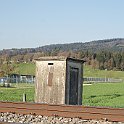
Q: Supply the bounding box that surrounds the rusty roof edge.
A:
[35,56,67,61]
[35,56,85,63]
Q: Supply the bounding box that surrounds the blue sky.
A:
[0,0,124,50]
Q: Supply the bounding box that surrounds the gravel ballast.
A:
[0,112,124,124]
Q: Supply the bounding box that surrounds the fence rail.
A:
[0,77,35,83]
[84,77,123,83]
[0,77,123,84]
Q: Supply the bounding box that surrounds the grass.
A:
[0,83,124,108]
[0,64,124,108]
[83,83,124,108]
[0,83,35,102]
[10,63,124,80]
[83,65,124,108]
[84,65,124,80]
[13,63,35,75]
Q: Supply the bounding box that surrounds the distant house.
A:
[8,74,35,83]
[20,74,35,83]
[0,77,7,83]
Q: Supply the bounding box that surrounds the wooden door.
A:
[69,67,79,105]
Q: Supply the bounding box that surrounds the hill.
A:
[37,38,124,52]
[1,38,124,73]
[0,38,124,56]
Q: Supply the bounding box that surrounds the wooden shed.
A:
[35,56,85,105]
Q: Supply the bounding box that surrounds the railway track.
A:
[0,101,124,122]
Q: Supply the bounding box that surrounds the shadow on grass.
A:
[89,93,122,99]
[0,85,16,88]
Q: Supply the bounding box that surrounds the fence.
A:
[0,77,35,83]
[84,77,123,83]
[0,77,122,84]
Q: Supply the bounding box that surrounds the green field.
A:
[13,63,35,75]
[0,83,124,108]
[83,65,124,108]
[0,64,124,108]
[84,65,124,80]
[83,83,124,108]
[12,63,124,80]
[0,83,35,102]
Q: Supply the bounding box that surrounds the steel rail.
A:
[0,101,124,122]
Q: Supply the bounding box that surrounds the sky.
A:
[0,0,124,50]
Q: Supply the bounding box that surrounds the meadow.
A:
[12,63,124,80]
[0,83,34,102]
[84,65,124,80]
[0,64,124,108]
[83,65,124,108]
[0,82,124,108]
[83,83,124,108]
[13,63,35,75]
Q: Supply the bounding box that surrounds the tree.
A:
[114,53,122,70]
